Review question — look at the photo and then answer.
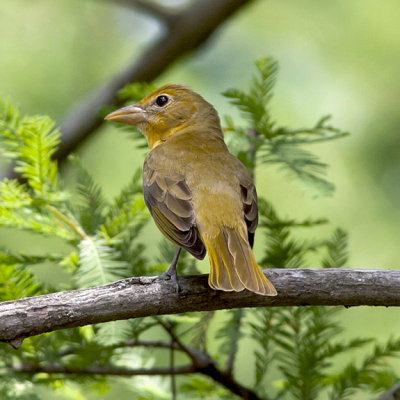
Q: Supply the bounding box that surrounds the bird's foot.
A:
[159,266,180,293]
[159,247,182,293]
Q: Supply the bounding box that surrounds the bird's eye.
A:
[155,95,169,107]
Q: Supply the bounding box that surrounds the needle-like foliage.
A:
[0,60,399,400]
[224,57,349,196]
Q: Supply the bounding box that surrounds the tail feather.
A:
[205,226,277,296]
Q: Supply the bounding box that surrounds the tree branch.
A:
[14,322,263,399]
[109,0,179,26]
[155,317,262,399]
[13,360,263,399]
[3,0,252,179]
[375,381,400,400]
[14,362,196,376]
[157,317,211,368]
[54,0,253,164]
[58,338,183,357]
[2,269,400,348]
[225,309,243,376]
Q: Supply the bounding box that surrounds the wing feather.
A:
[240,183,259,248]
[143,163,206,260]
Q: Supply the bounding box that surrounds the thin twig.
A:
[13,363,196,376]
[157,317,211,368]
[225,309,243,376]
[58,338,184,357]
[155,318,267,399]
[45,204,88,240]
[11,361,264,399]
[170,334,177,400]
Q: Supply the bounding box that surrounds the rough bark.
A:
[1,268,400,346]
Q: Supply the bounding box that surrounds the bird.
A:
[105,84,277,296]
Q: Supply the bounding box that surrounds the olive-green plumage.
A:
[105,84,277,296]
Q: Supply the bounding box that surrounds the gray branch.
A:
[13,361,262,399]
[1,269,400,348]
[14,320,262,399]
[109,0,179,25]
[2,0,252,179]
[375,381,400,400]
[55,0,253,163]
[14,363,196,376]
[156,318,262,400]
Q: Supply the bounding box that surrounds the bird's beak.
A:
[105,104,148,126]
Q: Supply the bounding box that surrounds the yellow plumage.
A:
[105,84,277,296]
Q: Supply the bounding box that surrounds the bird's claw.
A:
[159,268,181,293]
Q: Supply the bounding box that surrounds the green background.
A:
[1,0,400,398]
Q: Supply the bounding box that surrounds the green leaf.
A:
[249,308,280,388]
[15,116,60,196]
[76,236,128,288]
[179,376,233,400]
[103,172,150,274]
[0,100,61,198]
[259,198,309,269]
[0,99,22,152]
[0,179,32,208]
[95,320,132,346]
[223,58,348,196]
[216,309,245,372]
[0,263,42,300]
[71,156,107,235]
[0,377,41,400]
[322,228,349,268]
[260,140,335,196]
[0,249,61,266]
[321,338,372,360]
[189,311,215,351]
[118,82,157,103]
[329,338,400,399]
[272,307,341,400]
[223,56,278,136]
[0,205,75,239]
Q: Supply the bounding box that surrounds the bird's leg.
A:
[160,247,182,292]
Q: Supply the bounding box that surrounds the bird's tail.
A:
[204,226,277,296]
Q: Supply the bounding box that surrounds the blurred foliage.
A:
[1,0,400,399]
[223,57,348,195]
[1,57,400,399]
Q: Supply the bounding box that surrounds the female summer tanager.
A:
[105,84,277,296]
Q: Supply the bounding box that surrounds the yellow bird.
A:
[105,84,277,296]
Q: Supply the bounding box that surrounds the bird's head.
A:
[105,84,221,149]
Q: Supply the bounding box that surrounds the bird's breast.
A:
[145,133,246,237]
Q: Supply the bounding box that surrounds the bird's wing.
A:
[240,182,258,248]
[143,163,206,260]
